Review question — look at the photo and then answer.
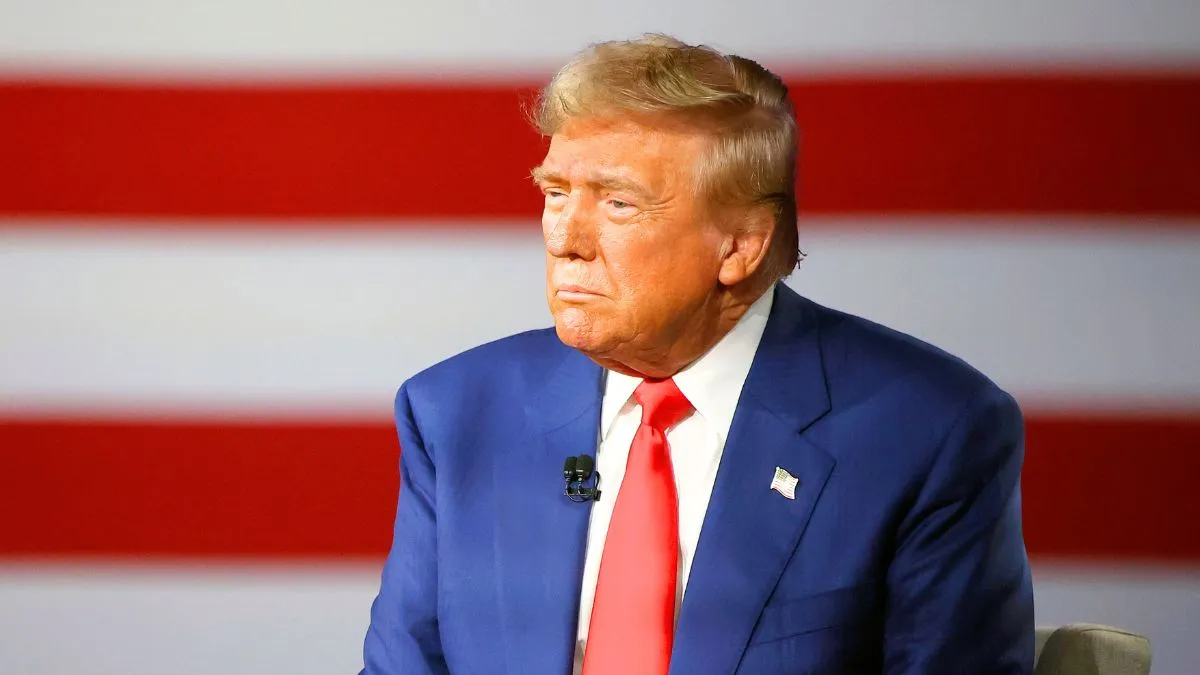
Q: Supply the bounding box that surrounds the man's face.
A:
[535,115,728,367]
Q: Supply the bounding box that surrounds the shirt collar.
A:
[599,286,775,442]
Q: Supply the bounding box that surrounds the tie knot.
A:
[633,378,693,432]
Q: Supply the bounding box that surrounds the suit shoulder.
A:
[801,298,1022,479]
[400,327,566,401]
[808,299,1012,411]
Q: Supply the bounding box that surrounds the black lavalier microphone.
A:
[563,455,602,503]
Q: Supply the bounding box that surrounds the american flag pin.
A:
[769,466,799,500]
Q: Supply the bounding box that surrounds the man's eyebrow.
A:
[530,167,650,198]
[530,166,561,185]
[591,175,648,196]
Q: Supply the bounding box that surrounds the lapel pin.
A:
[770,466,799,500]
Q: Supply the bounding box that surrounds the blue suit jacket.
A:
[362,285,1034,674]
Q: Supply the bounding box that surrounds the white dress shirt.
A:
[572,288,774,673]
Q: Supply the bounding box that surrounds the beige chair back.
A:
[1034,624,1152,675]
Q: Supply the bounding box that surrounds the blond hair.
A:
[531,34,800,282]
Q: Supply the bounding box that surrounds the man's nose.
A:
[544,195,597,260]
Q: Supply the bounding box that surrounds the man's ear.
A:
[717,205,775,286]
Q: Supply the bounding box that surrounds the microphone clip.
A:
[563,455,602,503]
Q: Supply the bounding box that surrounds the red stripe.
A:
[0,420,400,559]
[1020,415,1200,562]
[2,73,1198,220]
[1,415,1197,561]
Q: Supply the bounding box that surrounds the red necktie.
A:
[582,378,694,675]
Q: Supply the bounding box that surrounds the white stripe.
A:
[1,0,1198,79]
[0,562,1196,674]
[2,220,1198,418]
[0,563,376,675]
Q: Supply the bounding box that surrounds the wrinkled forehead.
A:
[538,114,712,186]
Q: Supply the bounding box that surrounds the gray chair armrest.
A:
[1035,623,1152,675]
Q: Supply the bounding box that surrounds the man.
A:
[361,34,1033,674]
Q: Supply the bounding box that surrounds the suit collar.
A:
[670,284,835,674]
[741,283,831,433]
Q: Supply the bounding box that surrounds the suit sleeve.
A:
[883,384,1035,674]
[361,382,450,675]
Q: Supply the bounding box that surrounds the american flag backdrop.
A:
[1,1,1198,673]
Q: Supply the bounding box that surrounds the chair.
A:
[1034,624,1152,675]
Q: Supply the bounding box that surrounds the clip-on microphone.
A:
[563,455,602,503]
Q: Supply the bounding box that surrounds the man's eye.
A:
[609,199,631,210]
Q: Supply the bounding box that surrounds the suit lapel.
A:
[670,286,835,675]
[494,345,603,675]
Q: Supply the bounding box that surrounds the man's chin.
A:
[553,323,596,352]
[551,314,613,355]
